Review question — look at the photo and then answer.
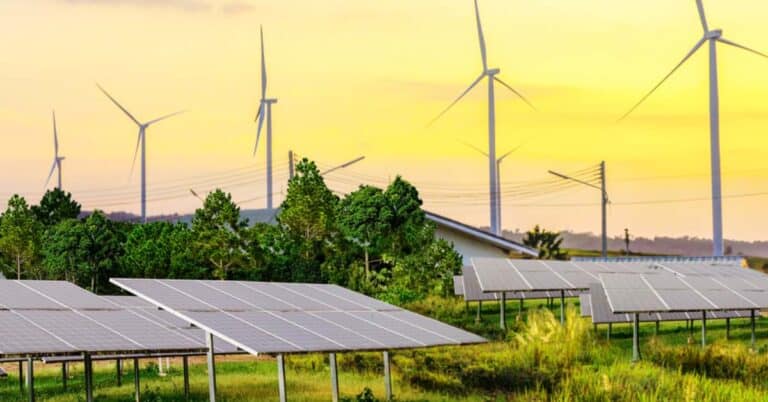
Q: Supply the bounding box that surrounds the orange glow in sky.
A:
[2,0,768,241]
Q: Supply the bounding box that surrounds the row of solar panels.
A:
[458,258,768,319]
[0,280,485,359]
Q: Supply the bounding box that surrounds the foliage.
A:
[121,222,206,279]
[31,188,81,227]
[523,225,568,260]
[41,218,83,282]
[191,189,249,280]
[0,195,41,279]
[340,388,381,402]
[278,159,339,282]
[78,210,125,292]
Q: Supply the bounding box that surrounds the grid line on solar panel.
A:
[159,281,314,351]
[0,281,65,310]
[101,297,206,346]
[538,261,576,288]
[0,311,78,354]
[18,281,117,310]
[197,282,357,350]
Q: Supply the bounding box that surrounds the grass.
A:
[3,297,768,401]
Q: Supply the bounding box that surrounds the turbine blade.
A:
[473,0,488,71]
[130,132,141,177]
[428,73,485,127]
[52,110,59,156]
[254,106,265,156]
[498,143,525,162]
[145,110,185,126]
[254,103,263,123]
[457,138,488,157]
[493,77,536,110]
[260,25,268,99]
[96,84,142,126]
[718,37,768,60]
[44,159,57,188]
[618,38,706,121]
[695,0,709,33]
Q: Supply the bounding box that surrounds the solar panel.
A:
[601,273,767,313]
[111,278,486,355]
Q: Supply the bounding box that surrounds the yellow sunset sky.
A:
[2,0,768,241]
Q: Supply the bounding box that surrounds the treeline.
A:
[0,159,461,303]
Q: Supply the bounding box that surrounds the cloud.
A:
[60,0,255,15]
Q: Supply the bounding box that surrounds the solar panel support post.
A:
[383,351,392,401]
[726,318,731,339]
[62,363,67,391]
[632,313,640,362]
[607,323,612,341]
[519,299,524,315]
[499,292,506,330]
[751,310,757,350]
[277,354,287,402]
[559,290,565,325]
[25,358,31,389]
[84,353,93,402]
[117,359,122,387]
[329,353,339,402]
[655,321,659,336]
[183,356,190,401]
[476,301,482,323]
[133,358,140,402]
[26,357,34,402]
[701,311,707,347]
[206,332,217,402]
[18,360,23,393]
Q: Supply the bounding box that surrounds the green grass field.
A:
[3,298,768,401]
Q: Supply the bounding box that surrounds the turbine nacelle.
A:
[485,68,501,76]
[263,98,279,104]
[705,29,723,40]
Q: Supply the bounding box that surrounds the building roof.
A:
[425,211,537,257]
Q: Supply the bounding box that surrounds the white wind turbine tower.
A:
[619,0,768,257]
[97,84,184,223]
[45,110,65,190]
[430,0,534,236]
[254,26,279,210]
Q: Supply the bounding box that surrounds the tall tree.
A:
[278,159,339,282]
[32,189,81,227]
[41,218,83,282]
[384,176,429,255]
[122,222,206,279]
[0,195,41,279]
[79,210,124,292]
[523,225,568,260]
[191,189,248,280]
[337,185,391,280]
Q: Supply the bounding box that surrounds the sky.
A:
[2,0,768,241]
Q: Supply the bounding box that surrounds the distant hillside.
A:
[502,229,768,258]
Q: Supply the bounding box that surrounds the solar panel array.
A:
[457,266,578,301]
[0,281,207,358]
[582,284,753,324]
[112,279,486,355]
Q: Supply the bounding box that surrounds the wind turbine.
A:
[619,0,768,257]
[45,110,65,190]
[460,140,522,235]
[254,25,279,210]
[97,84,184,223]
[430,0,534,236]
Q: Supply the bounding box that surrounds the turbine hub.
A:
[486,68,501,76]
[705,29,723,39]
[264,98,279,104]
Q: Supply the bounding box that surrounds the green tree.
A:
[191,189,248,280]
[523,225,568,260]
[79,210,124,292]
[278,159,339,282]
[31,188,81,227]
[0,195,41,279]
[337,185,391,280]
[41,218,83,282]
[122,222,206,279]
[384,176,429,254]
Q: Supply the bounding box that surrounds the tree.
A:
[0,195,41,279]
[191,189,248,280]
[78,210,124,292]
[337,185,391,280]
[384,176,429,255]
[122,222,206,279]
[278,159,339,282]
[41,218,83,282]
[32,189,81,227]
[523,225,568,260]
